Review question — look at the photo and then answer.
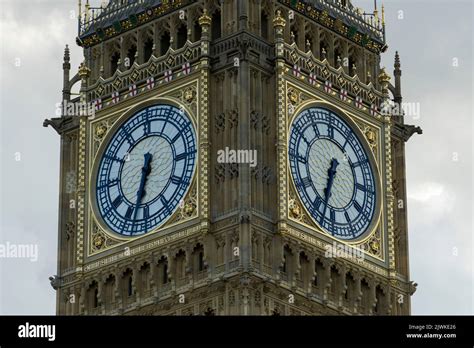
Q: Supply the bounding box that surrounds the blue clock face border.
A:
[288,106,379,241]
[95,104,197,237]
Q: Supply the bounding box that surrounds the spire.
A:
[394,51,401,70]
[382,4,385,25]
[394,51,402,104]
[62,45,71,103]
[63,45,70,67]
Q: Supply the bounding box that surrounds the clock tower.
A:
[45,0,420,315]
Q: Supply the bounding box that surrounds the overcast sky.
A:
[0,0,472,315]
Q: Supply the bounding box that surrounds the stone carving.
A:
[214,163,239,184]
[214,109,239,133]
[168,184,198,224]
[250,110,270,134]
[90,220,121,254]
[251,164,273,185]
[65,222,75,241]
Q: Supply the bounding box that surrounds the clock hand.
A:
[321,158,339,224]
[132,152,153,224]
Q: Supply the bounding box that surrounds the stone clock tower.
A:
[45,0,420,315]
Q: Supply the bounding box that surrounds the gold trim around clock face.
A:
[87,97,199,243]
[286,97,384,246]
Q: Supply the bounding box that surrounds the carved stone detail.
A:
[90,220,121,254]
[288,188,317,228]
[214,163,239,184]
[250,110,270,134]
[251,164,273,185]
[214,109,239,133]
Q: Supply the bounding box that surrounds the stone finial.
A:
[378,67,391,95]
[78,61,91,79]
[394,51,401,70]
[378,67,391,84]
[352,63,357,76]
[198,8,212,27]
[63,45,70,63]
[273,10,286,28]
[290,31,295,44]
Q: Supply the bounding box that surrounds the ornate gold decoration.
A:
[369,239,380,253]
[95,123,108,139]
[365,128,376,145]
[378,68,391,96]
[93,233,105,250]
[198,9,212,27]
[78,62,91,79]
[288,189,317,228]
[289,199,301,219]
[288,89,299,104]
[273,10,286,28]
[184,87,195,103]
[168,184,198,224]
[360,231,382,258]
[90,220,121,254]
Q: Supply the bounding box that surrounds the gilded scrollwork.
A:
[168,83,198,116]
[167,183,198,224]
[288,188,317,228]
[359,229,383,259]
[90,220,121,254]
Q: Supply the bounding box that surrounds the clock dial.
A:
[289,107,377,240]
[96,104,196,236]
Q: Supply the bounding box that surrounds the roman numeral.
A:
[171,133,181,144]
[344,211,351,223]
[296,155,307,164]
[354,201,362,213]
[175,152,189,161]
[314,196,322,210]
[301,134,311,145]
[143,121,150,135]
[171,175,182,185]
[330,209,336,222]
[125,206,134,219]
[120,129,134,145]
[300,177,312,188]
[143,206,149,219]
[98,179,119,190]
[312,124,320,136]
[342,134,353,149]
[353,158,368,167]
[112,196,123,209]
[327,125,334,138]
[160,196,172,215]
[104,154,125,164]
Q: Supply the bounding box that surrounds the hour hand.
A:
[324,158,339,200]
[132,153,153,223]
[321,158,339,222]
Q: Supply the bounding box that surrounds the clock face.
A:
[288,107,377,240]
[96,104,196,236]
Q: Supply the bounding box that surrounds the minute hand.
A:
[321,158,339,223]
[132,153,153,223]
